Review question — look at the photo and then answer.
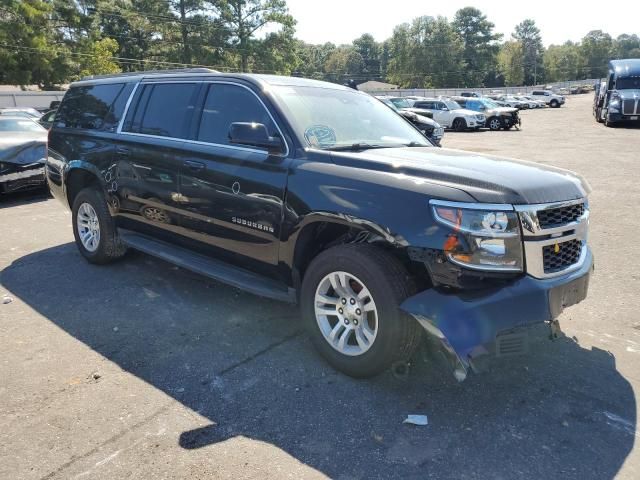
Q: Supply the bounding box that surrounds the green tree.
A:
[323,47,364,83]
[168,0,204,65]
[0,0,72,87]
[614,34,640,59]
[209,0,295,72]
[386,16,464,88]
[352,34,380,79]
[452,7,502,87]
[544,41,581,82]
[581,30,613,78]
[498,40,524,86]
[513,19,543,85]
[78,38,121,78]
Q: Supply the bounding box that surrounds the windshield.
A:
[0,118,45,132]
[271,86,430,149]
[616,77,640,90]
[379,98,399,111]
[479,99,499,108]
[389,98,412,109]
[443,100,462,110]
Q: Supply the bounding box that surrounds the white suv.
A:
[407,98,486,131]
[529,90,565,108]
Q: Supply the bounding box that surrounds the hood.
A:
[401,111,437,127]
[329,147,589,205]
[487,107,518,115]
[616,89,640,100]
[453,108,485,117]
[0,132,47,164]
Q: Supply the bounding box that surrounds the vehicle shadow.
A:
[0,188,50,209]
[1,243,636,479]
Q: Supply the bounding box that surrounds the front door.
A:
[177,82,290,272]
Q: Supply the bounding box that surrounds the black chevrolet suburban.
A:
[46,69,593,381]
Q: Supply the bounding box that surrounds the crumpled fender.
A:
[400,249,594,381]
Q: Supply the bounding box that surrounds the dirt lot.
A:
[1,94,639,480]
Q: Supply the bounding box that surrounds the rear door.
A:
[113,81,201,239]
[176,82,290,270]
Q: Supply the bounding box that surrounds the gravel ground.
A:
[1,94,638,480]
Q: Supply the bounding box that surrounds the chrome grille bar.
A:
[515,199,589,279]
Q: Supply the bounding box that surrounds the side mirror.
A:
[229,122,283,153]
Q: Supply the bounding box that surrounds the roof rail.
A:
[81,67,219,81]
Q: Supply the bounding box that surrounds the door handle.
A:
[184,160,205,171]
[116,146,130,157]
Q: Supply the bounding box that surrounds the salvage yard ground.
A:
[1,94,639,479]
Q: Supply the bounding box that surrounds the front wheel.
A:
[301,244,422,378]
[72,187,127,264]
[452,118,467,132]
[550,99,559,108]
[488,117,502,131]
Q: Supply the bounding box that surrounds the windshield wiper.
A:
[324,143,394,152]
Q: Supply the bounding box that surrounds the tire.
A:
[452,118,467,132]
[488,117,502,131]
[72,187,127,264]
[300,244,422,378]
[595,107,603,123]
[550,99,559,108]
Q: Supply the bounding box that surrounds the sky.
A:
[284,0,640,46]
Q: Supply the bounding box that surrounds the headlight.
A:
[430,200,523,272]
[476,114,485,121]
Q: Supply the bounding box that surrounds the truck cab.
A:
[599,59,640,127]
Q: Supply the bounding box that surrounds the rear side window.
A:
[125,83,199,139]
[55,83,124,130]
[414,102,434,109]
[197,84,276,145]
[532,91,542,95]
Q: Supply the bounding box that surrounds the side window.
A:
[126,83,198,139]
[197,83,276,146]
[103,83,135,132]
[54,83,125,130]
[532,91,541,95]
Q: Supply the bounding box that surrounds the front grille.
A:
[537,203,584,228]
[622,99,637,115]
[543,239,582,273]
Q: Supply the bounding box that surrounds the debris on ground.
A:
[403,414,429,426]
[2,296,13,304]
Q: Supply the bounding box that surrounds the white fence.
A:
[361,78,601,97]
[0,91,66,109]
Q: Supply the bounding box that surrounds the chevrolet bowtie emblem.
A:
[554,243,560,254]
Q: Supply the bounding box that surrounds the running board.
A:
[119,230,296,303]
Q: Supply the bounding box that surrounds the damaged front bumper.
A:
[400,248,594,381]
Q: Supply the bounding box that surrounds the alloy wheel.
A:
[314,271,378,356]
[77,202,101,252]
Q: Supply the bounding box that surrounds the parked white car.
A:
[406,98,486,131]
[529,90,565,108]
[513,96,540,109]
[520,96,546,108]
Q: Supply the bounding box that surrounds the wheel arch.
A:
[286,216,406,290]
[65,163,105,209]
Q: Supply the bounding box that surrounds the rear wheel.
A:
[488,117,502,131]
[452,118,467,132]
[72,187,127,264]
[301,244,421,378]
